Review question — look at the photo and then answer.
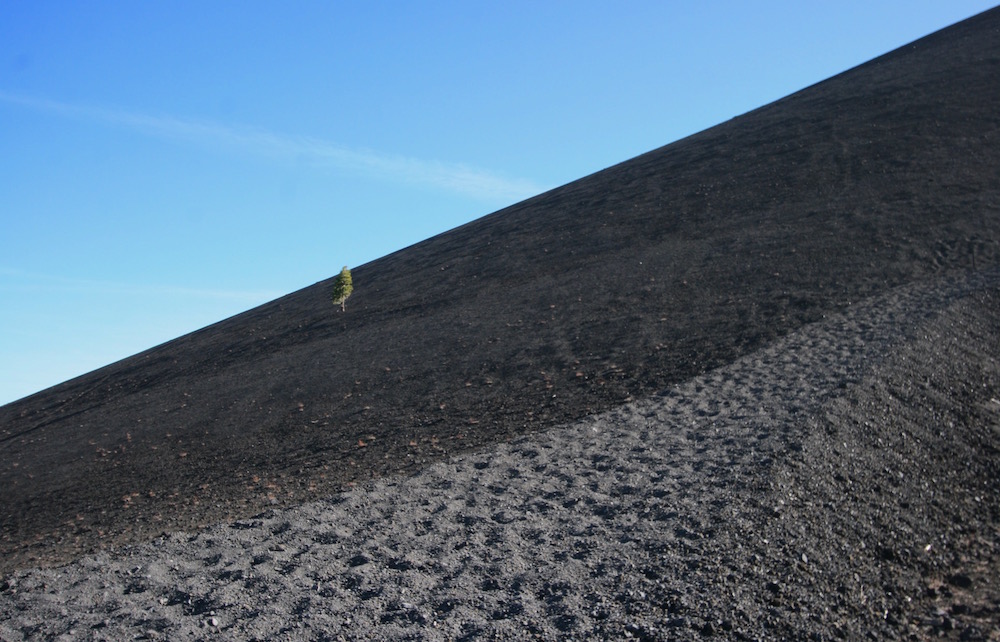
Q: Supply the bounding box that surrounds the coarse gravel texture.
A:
[2,7,1000,641]
[2,270,997,641]
[3,6,1000,578]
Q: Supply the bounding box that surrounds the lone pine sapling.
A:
[332,266,353,311]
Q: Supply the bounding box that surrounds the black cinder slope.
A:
[2,8,999,573]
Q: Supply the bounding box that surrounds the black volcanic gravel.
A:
[1,7,1000,640]
[1,269,998,641]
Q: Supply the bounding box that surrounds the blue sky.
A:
[1,2,996,405]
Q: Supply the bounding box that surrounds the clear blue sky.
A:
[1,2,995,405]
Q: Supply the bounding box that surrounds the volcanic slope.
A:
[2,7,1000,574]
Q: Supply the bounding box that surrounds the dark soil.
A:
[1,7,999,639]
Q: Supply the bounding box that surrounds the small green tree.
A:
[332,265,353,311]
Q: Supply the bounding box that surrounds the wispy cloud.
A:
[0,91,546,202]
[0,267,282,304]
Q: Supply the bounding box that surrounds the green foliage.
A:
[332,265,353,311]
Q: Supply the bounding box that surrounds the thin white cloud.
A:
[0,91,546,202]
[0,267,281,304]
